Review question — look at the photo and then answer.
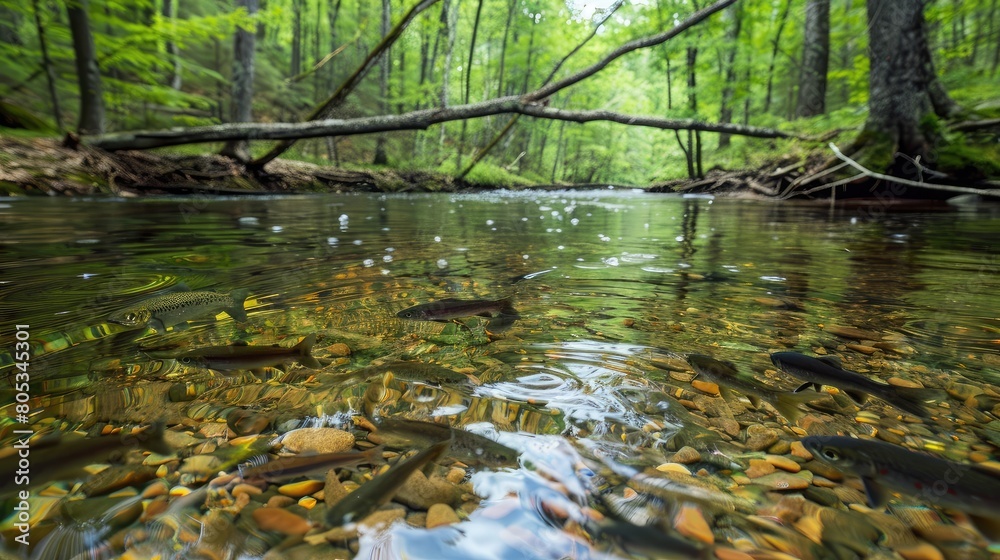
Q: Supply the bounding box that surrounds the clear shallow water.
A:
[1,191,1000,558]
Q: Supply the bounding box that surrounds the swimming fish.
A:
[769,352,945,418]
[169,333,321,372]
[239,445,385,482]
[353,361,481,387]
[686,354,825,423]
[801,435,1000,539]
[108,289,250,333]
[0,422,170,497]
[325,438,450,527]
[369,418,519,468]
[396,297,519,322]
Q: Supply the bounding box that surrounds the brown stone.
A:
[745,459,776,479]
[751,472,810,490]
[824,325,881,340]
[745,425,781,451]
[670,446,702,464]
[252,507,313,535]
[426,503,461,528]
[673,504,714,544]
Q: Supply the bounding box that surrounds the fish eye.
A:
[179,357,192,365]
[822,448,841,461]
[125,312,136,322]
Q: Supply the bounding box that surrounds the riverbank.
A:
[1,135,997,201]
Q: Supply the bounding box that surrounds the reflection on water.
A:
[1,191,1000,558]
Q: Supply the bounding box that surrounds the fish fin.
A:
[772,394,806,424]
[861,476,889,509]
[816,356,843,369]
[720,360,740,371]
[967,513,1000,542]
[718,386,737,402]
[294,333,322,369]
[497,298,520,317]
[172,282,192,292]
[746,395,762,409]
[227,288,250,323]
[487,313,519,331]
[793,382,813,393]
[845,389,869,405]
[149,319,168,333]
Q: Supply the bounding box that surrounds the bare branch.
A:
[88,100,810,151]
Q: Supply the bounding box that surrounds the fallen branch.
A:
[87,101,811,151]
[828,142,1000,196]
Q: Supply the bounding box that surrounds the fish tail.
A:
[881,386,944,417]
[294,333,322,369]
[227,288,250,322]
[364,444,388,466]
[771,393,808,424]
[892,386,947,405]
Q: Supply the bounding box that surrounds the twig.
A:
[828,143,1000,196]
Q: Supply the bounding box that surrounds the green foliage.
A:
[2,0,997,184]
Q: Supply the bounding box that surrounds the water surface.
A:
[2,191,999,558]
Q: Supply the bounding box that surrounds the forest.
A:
[1,0,999,195]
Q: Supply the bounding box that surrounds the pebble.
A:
[394,470,463,509]
[445,467,467,485]
[656,463,692,475]
[266,495,295,508]
[895,542,945,560]
[227,410,272,436]
[674,504,714,544]
[670,446,702,464]
[298,496,317,509]
[745,459,775,479]
[692,380,721,396]
[359,507,407,530]
[789,441,813,460]
[280,428,355,454]
[236,481,265,495]
[252,507,313,535]
[946,382,983,401]
[710,418,741,438]
[846,343,879,355]
[714,547,755,560]
[278,480,324,498]
[745,425,781,451]
[803,460,843,481]
[324,470,349,506]
[888,377,923,388]
[765,454,801,473]
[327,343,352,357]
[824,325,881,340]
[426,503,461,528]
[751,472,810,490]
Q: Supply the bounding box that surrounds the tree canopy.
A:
[1,0,998,187]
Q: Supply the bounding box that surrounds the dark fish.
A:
[396,297,519,322]
[109,289,250,333]
[592,516,708,559]
[686,354,825,423]
[0,422,170,497]
[239,445,386,482]
[168,333,321,372]
[325,438,450,527]
[802,435,1000,539]
[369,418,519,468]
[770,352,945,418]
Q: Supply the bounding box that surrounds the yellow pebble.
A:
[169,486,192,497]
[298,496,318,509]
[655,463,692,475]
[673,504,713,544]
[278,479,325,498]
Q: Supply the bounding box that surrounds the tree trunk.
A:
[497,0,515,98]
[438,0,455,149]
[863,0,959,167]
[164,0,181,90]
[457,0,485,170]
[221,0,258,161]
[32,0,62,127]
[373,0,390,165]
[763,0,791,114]
[796,0,829,118]
[67,0,105,135]
[291,0,302,77]
[717,3,741,148]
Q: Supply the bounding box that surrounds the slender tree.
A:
[67,0,105,134]
[373,0,390,165]
[221,0,259,161]
[796,0,829,118]
[31,0,61,127]
[763,0,791,114]
[717,3,741,148]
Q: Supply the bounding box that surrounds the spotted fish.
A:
[109,289,249,333]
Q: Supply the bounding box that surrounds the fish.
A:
[396,297,519,322]
[108,288,250,333]
[686,354,826,423]
[239,445,386,482]
[769,352,945,418]
[0,422,171,497]
[369,418,519,468]
[167,333,322,372]
[801,435,1000,539]
[325,438,450,527]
